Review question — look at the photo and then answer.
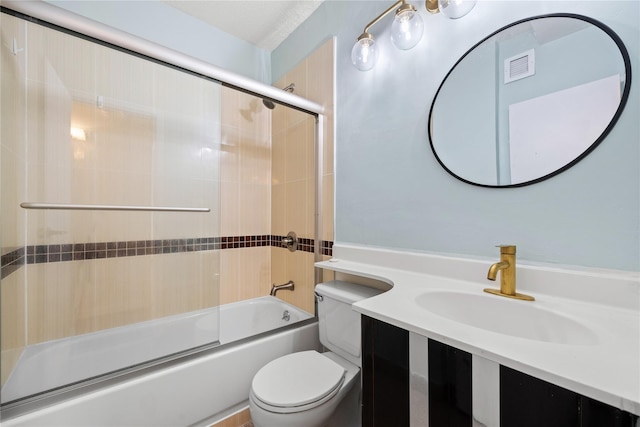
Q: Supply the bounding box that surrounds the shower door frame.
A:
[1,0,326,418]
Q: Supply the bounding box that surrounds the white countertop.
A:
[316,244,640,415]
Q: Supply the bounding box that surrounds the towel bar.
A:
[20,202,210,212]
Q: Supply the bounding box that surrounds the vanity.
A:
[316,244,640,426]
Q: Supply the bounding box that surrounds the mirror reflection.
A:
[428,14,631,187]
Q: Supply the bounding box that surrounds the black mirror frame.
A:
[428,13,632,188]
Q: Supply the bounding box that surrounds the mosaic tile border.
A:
[1,236,334,279]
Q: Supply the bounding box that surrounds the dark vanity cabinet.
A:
[361,316,638,427]
[501,366,638,427]
[361,316,473,427]
[361,315,409,427]
[428,339,472,426]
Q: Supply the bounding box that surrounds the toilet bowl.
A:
[249,351,359,427]
[249,281,381,427]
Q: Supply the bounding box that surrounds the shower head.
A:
[262,83,295,110]
[262,99,276,110]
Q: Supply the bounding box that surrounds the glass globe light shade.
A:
[390,8,424,50]
[438,0,477,19]
[351,35,379,71]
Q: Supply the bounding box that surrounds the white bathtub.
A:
[2,297,320,426]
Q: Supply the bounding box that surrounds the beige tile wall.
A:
[219,247,271,305]
[218,87,273,304]
[22,21,221,246]
[216,39,336,310]
[1,16,222,364]
[23,250,220,345]
[0,271,26,386]
[271,38,335,313]
[1,13,28,386]
[1,17,334,397]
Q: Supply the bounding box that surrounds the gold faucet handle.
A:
[497,245,516,255]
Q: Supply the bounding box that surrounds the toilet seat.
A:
[251,351,346,413]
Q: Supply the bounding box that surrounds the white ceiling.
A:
[162,0,325,51]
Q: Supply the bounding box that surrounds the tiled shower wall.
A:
[1,14,222,386]
[217,86,272,305]
[1,13,334,391]
[217,38,335,314]
[1,13,27,387]
[271,39,335,314]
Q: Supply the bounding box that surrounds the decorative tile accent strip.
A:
[220,235,273,249]
[1,247,25,280]
[320,240,334,256]
[1,236,334,279]
[294,237,315,253]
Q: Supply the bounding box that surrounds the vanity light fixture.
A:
[351,0,477,71]
[426,0,477,19]
[390,2,424,50]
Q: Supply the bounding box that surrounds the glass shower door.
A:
[0,12,221,404]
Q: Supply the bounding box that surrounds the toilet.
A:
[249,280,382,427]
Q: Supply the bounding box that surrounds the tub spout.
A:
[270,280,295,296]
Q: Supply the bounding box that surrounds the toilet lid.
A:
[252,350,346,408]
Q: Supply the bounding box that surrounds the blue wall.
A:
[46,0,271,83]
[273,0,639,272]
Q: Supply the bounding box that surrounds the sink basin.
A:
[415,290,598,345]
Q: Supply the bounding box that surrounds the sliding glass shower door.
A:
[1,11,221,403]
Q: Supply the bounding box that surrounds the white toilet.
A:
[249,280,381,427]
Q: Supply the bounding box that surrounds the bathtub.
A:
[2,296,320,426]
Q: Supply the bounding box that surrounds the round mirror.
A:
[428,14,631,187]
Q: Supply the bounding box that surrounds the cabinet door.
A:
[501,366,638,427]
[501,365,579,427]
[428,339,473,427]
[362,316,409,427]
[580,396,638,427]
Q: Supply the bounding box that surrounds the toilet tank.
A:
[315,281,383,367]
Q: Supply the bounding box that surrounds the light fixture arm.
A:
[361,0,405,36]
[425,0,440,14]
[352,0,476,70]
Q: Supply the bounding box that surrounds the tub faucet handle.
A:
[281,231,297,252]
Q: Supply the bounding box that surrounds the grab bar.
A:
[20,202,210,213]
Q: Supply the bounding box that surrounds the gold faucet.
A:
[484,245,534,301]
